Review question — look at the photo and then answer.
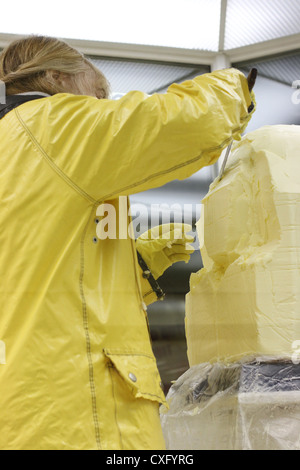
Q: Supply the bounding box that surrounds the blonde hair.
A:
[0,35,110,98]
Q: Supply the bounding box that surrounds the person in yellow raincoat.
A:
[0,35,255,450]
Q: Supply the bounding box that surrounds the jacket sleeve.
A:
[20,68,253,203]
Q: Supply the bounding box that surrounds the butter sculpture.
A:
[186,125,300,365]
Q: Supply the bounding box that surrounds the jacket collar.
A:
[16,92,50,97]
[0,93,48,120]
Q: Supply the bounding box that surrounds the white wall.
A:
[244,74,300,133]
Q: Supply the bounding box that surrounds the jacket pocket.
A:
[104,348,167,406]
[104,349,166,450]
[103,348,167,450]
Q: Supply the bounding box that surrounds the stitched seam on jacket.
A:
[15,109,96,204]
[80,205,102,450]
[15,107,250,204]
[108,365,124,450]
[105,351,155,359]
[96,117,250,202]
[137,391,165,402]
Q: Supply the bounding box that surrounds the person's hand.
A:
[247,68,257,113]
[136,223,195,279]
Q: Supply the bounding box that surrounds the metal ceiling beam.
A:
[211,52,231,182]
[212,53,231,71]
[73,40,216,66]
[0,33,216,66]
[218,0,228,52]
[1,32,300,67]
[227,33,300,63]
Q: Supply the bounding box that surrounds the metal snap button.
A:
[129,372,137,383]
[142,270,151,279]
[92,237,98,243]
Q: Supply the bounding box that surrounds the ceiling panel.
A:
[234,53,300,87]
[1,0,300,55]
[225,0,300,49]
[0,0,221,51]
[90,57,209,95]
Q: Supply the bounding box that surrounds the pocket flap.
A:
[104,349,167,406]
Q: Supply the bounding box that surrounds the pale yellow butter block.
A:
[186,125,300,365]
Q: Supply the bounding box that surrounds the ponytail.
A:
[0,35,110,98]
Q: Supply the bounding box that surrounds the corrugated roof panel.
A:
[90,58,209,94]
[225,0,300,49]
[0,0,221,51]
[234,53,300,86]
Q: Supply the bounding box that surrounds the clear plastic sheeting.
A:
[160,358,300,450]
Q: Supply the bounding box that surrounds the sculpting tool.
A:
[218,140,233,180]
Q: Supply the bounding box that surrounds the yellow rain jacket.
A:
[0,68,253,450]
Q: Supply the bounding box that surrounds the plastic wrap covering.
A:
[160,358,300,450]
